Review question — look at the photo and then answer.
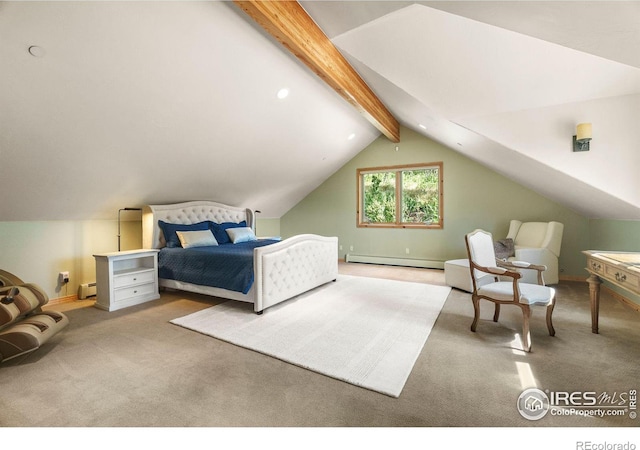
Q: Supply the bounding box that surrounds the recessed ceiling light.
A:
[277,88,289,99]
[347,133,356,140]
[28,45,46,57]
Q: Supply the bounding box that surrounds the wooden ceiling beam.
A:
[234,0,400,143]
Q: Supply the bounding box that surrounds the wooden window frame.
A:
[357,162,443,229]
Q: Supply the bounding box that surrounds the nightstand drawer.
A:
[114,282,156,303]
[113,269,155,288]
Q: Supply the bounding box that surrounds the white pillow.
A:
[226,227,257,244]
[176,230,218,248]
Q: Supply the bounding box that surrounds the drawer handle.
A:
[133,278,137,281]
[133,290,138,294]
[615,272,627,282]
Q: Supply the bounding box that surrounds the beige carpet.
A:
[1,262,639,434]
[170,275,451,397]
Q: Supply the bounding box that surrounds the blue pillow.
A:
[158,220,211,248]
[210,221,247,245]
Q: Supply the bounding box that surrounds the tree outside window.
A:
[357,162,443,229]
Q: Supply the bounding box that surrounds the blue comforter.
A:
[158,240,279,294]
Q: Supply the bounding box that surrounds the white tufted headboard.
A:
[142,201,256,249]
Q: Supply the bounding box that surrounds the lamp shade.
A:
[576,123,592,141]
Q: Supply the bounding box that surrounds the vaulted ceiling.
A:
[2,1,639,221]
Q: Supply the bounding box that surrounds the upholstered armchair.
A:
[504,220,564,285]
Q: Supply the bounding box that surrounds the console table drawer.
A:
[603,265,640,290]
[586,257,604,274]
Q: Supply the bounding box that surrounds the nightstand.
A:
[93,249,160,312]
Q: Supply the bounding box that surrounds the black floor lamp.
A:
[254,210,261,236]
[118,207,142,251]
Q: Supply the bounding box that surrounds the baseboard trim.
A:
[559,275,640,312]
[48,294,78,305]
[345,254,444,269]
[559,274,587,282]
[601,285,640,313]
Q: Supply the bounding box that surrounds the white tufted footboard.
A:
[254,234,338,312]
[143,202,338,313]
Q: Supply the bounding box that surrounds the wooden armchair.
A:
[465,229,556,352]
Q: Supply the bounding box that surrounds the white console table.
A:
[94,249,160,312]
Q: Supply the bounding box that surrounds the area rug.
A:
[170,275,451,397]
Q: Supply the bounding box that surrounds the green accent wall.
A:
[589,218,640,304]
[255,218,281,240]
[2,127,639,304]
[281,127,590,278]
[589,219,640,252]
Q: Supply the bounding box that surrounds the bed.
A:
[142,200,338,313]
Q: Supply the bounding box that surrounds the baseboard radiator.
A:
[344,254,444,270]
[78,282,97,299]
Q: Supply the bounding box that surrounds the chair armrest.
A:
[0,286,13,294]
[497,259,547,285]
[475,264,521,280]
[498,259,546,272]
[0,287,18,305]
[509,260,532,268]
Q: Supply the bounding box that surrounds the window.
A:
[357,162,443,229]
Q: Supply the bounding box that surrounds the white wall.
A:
[0,220,140,299]
[460,93,640,208]
[0,217,278,300]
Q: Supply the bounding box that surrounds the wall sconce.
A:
[118,207,142,251]
[573,123,592,152]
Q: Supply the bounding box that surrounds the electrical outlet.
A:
[339,245,343,251]
[405,248,410,254]
[59,271,69,284]
[349,245,354,251]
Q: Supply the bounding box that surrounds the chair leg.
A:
[521,305,532,352]
[493,303,500,322]
[471,296,480,332]
[546,302,556,337]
